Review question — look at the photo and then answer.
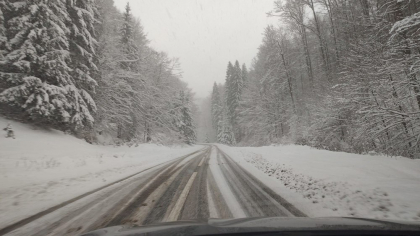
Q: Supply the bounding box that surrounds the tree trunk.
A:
[300,24,314,88]
[277,40,296,113]
[389,75,412,147]
[326,0,340,67]
[308,0,331,81]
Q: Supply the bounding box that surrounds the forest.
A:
[0,0,197,145]
[2,0,420,158]
[207,0,420,158]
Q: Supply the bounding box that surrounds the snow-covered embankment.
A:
[0,117,201,228]
[217,144,420,221]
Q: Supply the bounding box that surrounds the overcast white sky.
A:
[114,0,279,98]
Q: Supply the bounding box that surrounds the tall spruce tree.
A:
[0,0,197,145]
[226,60,243,141]
[119,2,139,140]
[225,61,233,122]
[0,0,96,130]
[211,82,221,128]
[65,0,99,128]
[241,63,248,86]
[120,2,138,68]
[179,91,196,144]
[0,0,8,59]
[217,111,236,145]
[225,61,233,108]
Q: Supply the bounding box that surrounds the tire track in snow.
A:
[3,147,208,236]
[216,146,307,217]
[4,145,307,236]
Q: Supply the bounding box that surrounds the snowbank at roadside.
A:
[216,144,420,221]
[0,117,202,228]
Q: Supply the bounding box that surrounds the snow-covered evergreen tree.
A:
[1,0,197,145]
[94,1,148,142]
[118,2,141,141]
[225,61,233,102]
[0,0,97,130]
[241,63,248,86]
[226,60,243,141]
[217,114,236,145]
[171,90,196,145]
[119,2,138,69]
[179,91,196,144]
[224,62,234,123]
[211,82,222,129]
[65,0,99,128]
[0,0,9,59]
[93,0,123,137]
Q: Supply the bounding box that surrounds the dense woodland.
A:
[0,0,197,145]
[2,0,420,158]
[209,0,420,158]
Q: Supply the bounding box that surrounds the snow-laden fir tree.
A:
[217,114,236,145]
[172,90,196,144]
[119,2,138,69]
[117,2,140,140]
[226,60,243,141]
[0,0,97,130]
[65,0,99,128]
[93,0,124,137]
[0,0,9,59]
[211,82,222,129]
[94,1,148,142]
[241,63,248,87]
[225,61,233,102]
[0,0,196,145]
[179,91,196,144]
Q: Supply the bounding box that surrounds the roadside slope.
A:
[216,144,420,221]
[0,117,201,228]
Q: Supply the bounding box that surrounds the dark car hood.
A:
[82,217,420,236]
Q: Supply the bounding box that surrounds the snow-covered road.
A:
[2,144,420,235]
[0,117,202,230]
[2,145,304,235]
[2,118,420,235]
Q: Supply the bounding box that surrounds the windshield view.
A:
[1,0,420,235]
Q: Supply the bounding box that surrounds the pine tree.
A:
[225,61,234,108]
[241,63,248,87]
[180,91,196,144]
[211,82,222,129]
[65,0,99,127]
[0,0,96,130]
[95,2,147,142]
[0,0,9,59]
[120,2,138,69]
[226,60,243,141]
[119,2,140,140]
[225,62,233,121]
[93,0,122,135]
[173,90,196,144]
[217,114,236,145]
[0,0,196,145]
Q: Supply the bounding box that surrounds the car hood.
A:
[81,217,420,236]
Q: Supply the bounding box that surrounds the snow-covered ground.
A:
[2,114,420,230]
[0,117,202,229]
[217,144,420,221]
